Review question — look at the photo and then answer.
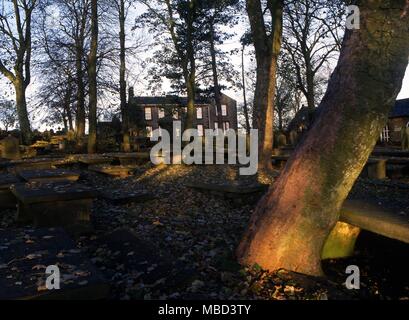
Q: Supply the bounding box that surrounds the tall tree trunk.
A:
[237,0,409,276]
[185,73,195,130]
[247,0,283,172]
[209,22,223,129]
[119,0,130,152]
[184,2,196,131]
[305,63,315,109]
[253,57,277,170]
[75,46,86,144]
[88,0,99,154]
[241,45,251,135]
[63,80,74,131]
[14,78,31,144]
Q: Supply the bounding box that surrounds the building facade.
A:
[128,90,238,138]
[380,98,409,144]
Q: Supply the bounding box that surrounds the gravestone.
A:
[11,182,97,229]
[0,135,21,160]
[0,174,22,210]
[19,169,81,183]
[0,228,109,300]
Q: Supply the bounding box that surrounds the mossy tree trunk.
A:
[237,0,409,276]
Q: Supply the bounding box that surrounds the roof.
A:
[130,95,211,106]
[390,98,409,118]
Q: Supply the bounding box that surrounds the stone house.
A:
[127,89,238,138]
[380,98,409,144]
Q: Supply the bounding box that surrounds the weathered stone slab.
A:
[90,229,173,286]
[98,190,154,205]
[19,169,81,183]
[0,174,22,209]
[89,165,134,178]
[322,199,409,260]
[3,158,57,173]
[30,141,52,155]
[0,136,21,160]
[340,199,409,244]
[78,155,113,167]
[0,228,109,300]
[108,152,151,166]
[372,149,409,158]
[185,181,269,205]
[11,183,97,228]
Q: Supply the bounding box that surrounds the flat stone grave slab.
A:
[0,228,109,300]
[185,181,269,205]
[97,189,154,205]
[78,155,113,167]
[323,198,409,260]
[0,173,22,209]
[108,152,151,166]
[89,165,135,178]
[372,149,409,158]
[11,182,97,228]
[89,229,181,288]
[19,169,81,183]
[3,158,57,174]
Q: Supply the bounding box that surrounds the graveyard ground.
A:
[1,162,408,300]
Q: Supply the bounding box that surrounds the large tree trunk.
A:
[241,45,251,135]
[185,74,196,130]
[87,0,99,154]
[209,22,223,129]
[247,0,283,172]
[253,57,277,170]
[119,0,130,152]
[63,80,74,131]
[237,0,409,276]
[75,50,86,143]
[14,78,31,144]
[305,62,315,109]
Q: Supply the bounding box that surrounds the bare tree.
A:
[283,0,344,109]
[0,0,38,143]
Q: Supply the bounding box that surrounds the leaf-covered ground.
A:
[1,164,408,300]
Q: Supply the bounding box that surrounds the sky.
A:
[398,68,409,99]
